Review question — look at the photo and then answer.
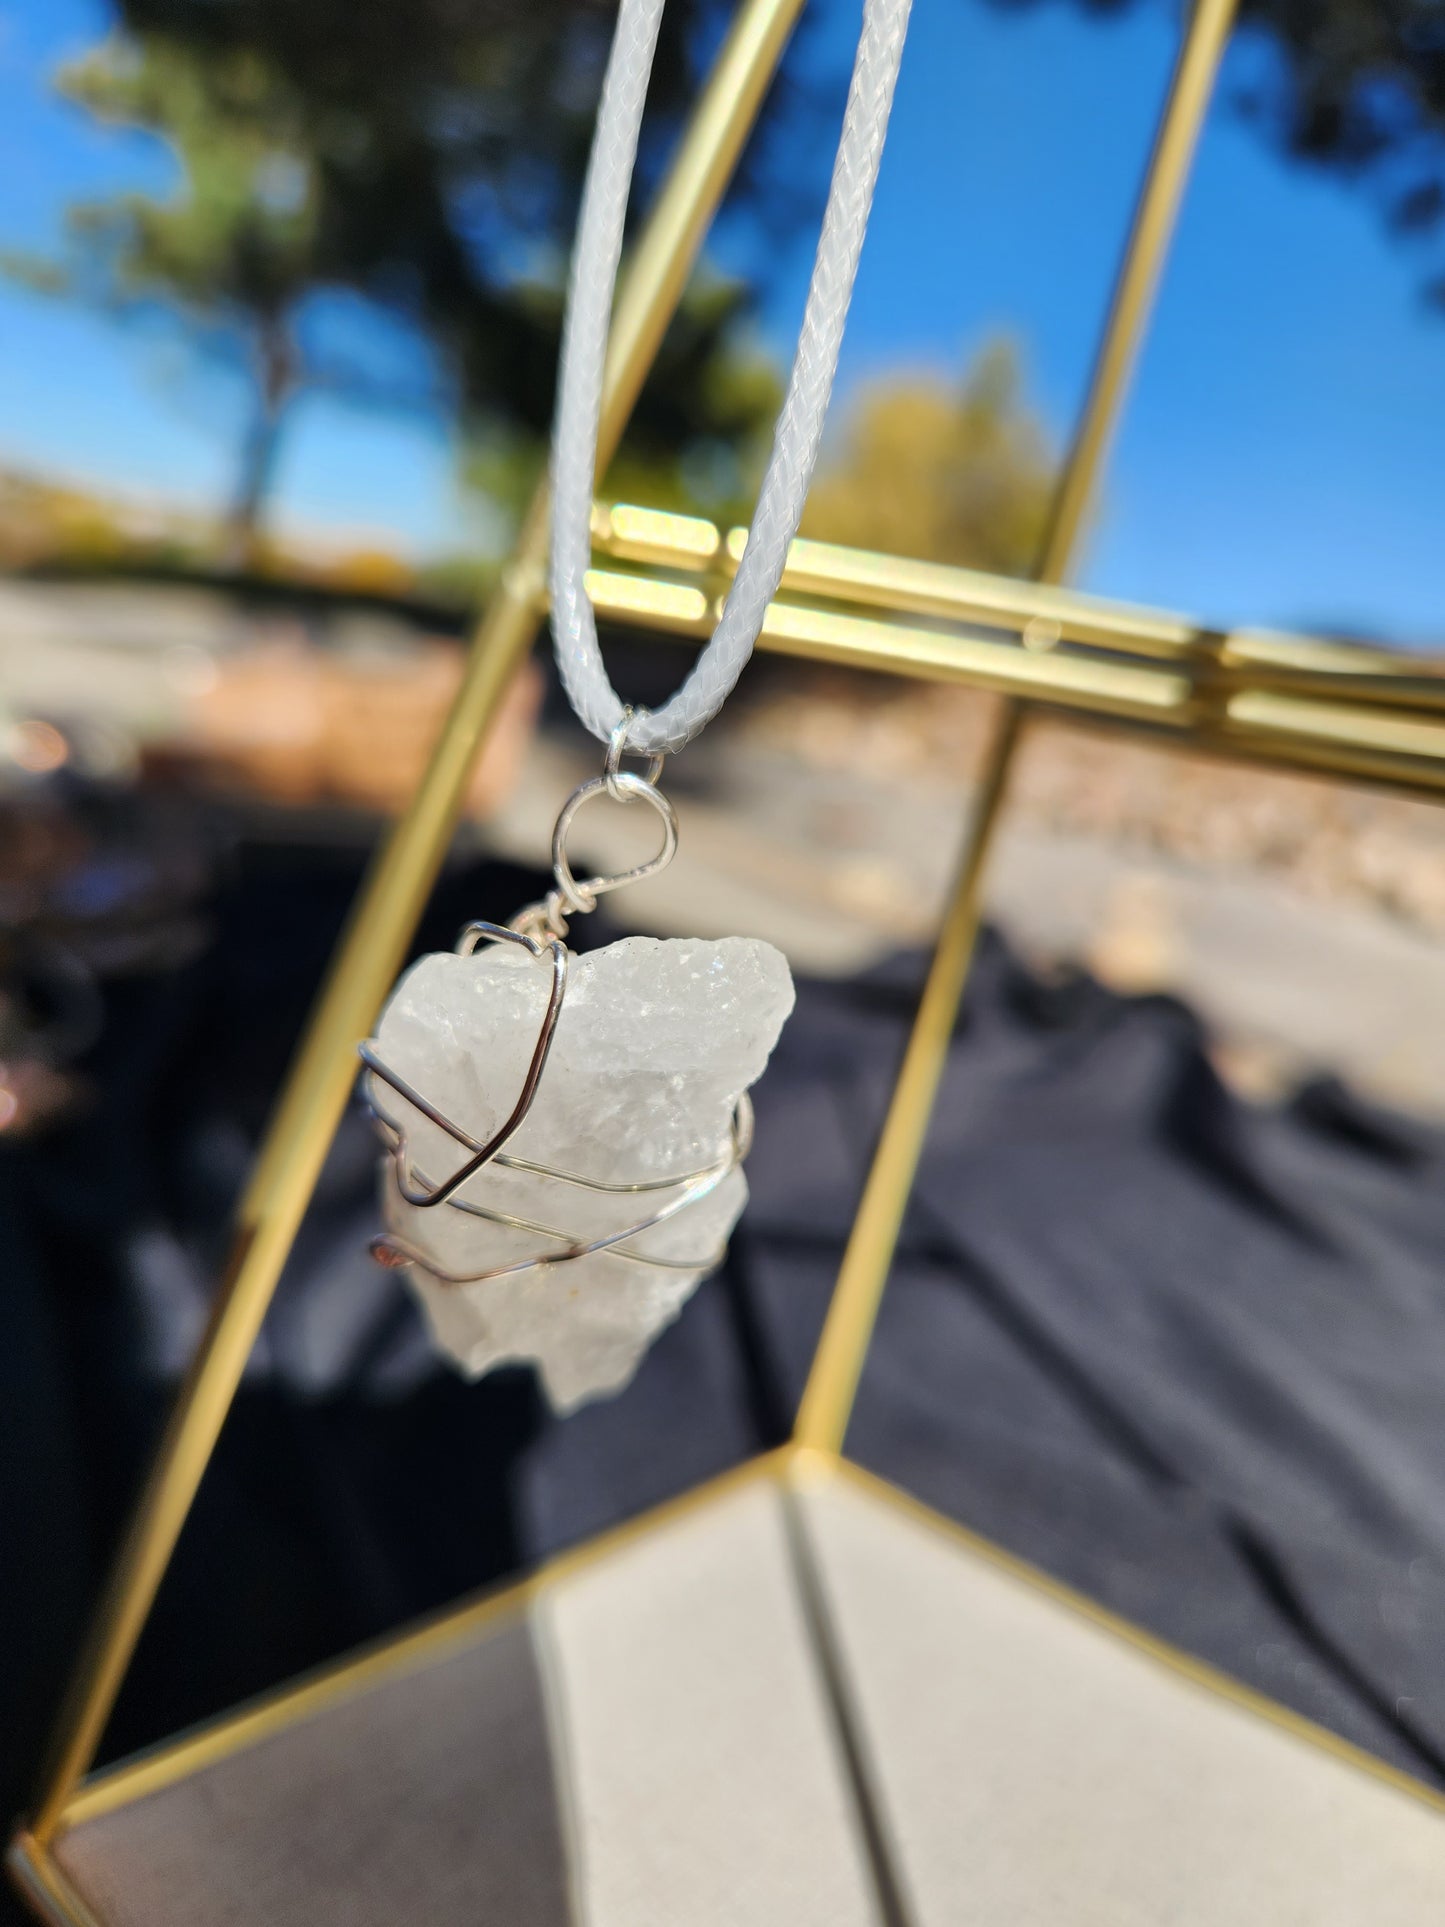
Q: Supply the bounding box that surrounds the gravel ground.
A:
[489,702,1445,1119]
[5,579,1443,1115]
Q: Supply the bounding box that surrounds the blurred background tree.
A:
[801,339,1055,570]
[6,37,330,561]
[6,0,821,567]
[14,0,1445,586]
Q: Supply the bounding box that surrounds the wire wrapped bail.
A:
[512,710,678,941]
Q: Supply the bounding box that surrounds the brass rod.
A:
[60,1448,793,1836]
[752,598,1194,717]
[582,567,1445,794]
[1206,727,1445,799]
[30,0,806,1842]
[1225,690,1445,762]
[581,566,1194,720]
[1036,0,1239,587]
[592,506,1445,695]
[793,706,1023,1449]
[794,0,1240,1455]
[597,502,1199,658]
[771,534,1197,658]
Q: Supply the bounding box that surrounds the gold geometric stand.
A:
[13,1452,1445,1925]
[15,0,1445,1915]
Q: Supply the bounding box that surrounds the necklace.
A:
[361,0,912,1411]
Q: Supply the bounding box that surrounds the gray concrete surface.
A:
[488,733,1445,1118]
[2,575,1440,1117]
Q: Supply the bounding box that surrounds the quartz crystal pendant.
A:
[365,933,793,1411]
[360,755,793,1412]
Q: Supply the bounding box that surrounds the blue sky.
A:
[0,0,1443,644]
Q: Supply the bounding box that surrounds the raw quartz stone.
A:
[371,934,795,1412]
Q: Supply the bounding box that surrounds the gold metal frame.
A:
[584,508,1445,797]
[13,1446,1445,1926]
[15,0,1445,1912]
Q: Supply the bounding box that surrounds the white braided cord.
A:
[550,0,913,756]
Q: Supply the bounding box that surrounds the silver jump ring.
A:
[552,771,678,915]
[605,707,664,801]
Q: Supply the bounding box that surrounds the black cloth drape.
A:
[7,846,1445,1886]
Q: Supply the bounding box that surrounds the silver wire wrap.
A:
[359,922,752,1289]
[358,756,747,1290]
[550,0,914,757]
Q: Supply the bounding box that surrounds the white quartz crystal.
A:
[370,934,794,1412]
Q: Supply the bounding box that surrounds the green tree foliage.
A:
[7,37,324,549]
[800,339,1056,573]
[462,276,784,542]
[12,0,815,552]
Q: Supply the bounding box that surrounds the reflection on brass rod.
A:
[753,602,1191,717]
[592,507,1445,704]
[1223,631,1439,681]
[770,533,1195,658]
[1205,726,1445,798]
[29,0,808,1845]
[793,0,1242,1457]
[1223,664,1445,713]
[582,568,1445,787]
[586,567,714,636]
[1226,691,1445,761]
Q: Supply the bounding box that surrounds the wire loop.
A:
[506,758,680,943]
[552,771,678,914]
[605,706,665,799]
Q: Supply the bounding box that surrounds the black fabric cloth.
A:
[525,938,1445,1789]
[1,848,553,1843]
[8,848,1445,1876]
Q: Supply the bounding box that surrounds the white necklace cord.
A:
[550,0,913,758]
